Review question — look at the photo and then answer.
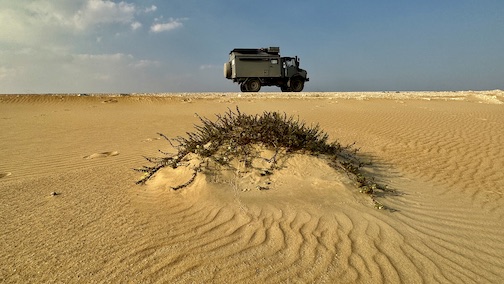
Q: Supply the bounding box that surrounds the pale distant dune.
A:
[1,91,503,283]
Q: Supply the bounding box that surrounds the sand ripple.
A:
[1,93,503,283]
[101,175,503,283]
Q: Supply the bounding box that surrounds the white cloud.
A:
[0,1,189,93]
[1,1,184,44]
[199,64,219,70]
[75,53,134,62]
[150,19,184,33]
[145,5,157,13]
[0,47,168,93]
[0,2,72,45]
[131,21,142,30]
[73,0,136,30]
[130,59,161,69]
[0,1,138,46]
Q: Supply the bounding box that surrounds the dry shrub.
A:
[135,107,392,209]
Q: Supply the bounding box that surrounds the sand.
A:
[1,91,503,283]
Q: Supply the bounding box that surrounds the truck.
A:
[223,47,309,92]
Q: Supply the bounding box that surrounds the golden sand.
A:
[1,91,503,283]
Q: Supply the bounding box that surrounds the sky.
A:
[1,0,503,93]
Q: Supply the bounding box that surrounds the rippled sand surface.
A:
[1,91,503,283]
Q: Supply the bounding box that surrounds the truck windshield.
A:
[285,58,296,67]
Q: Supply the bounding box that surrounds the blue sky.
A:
[1,0,503,93]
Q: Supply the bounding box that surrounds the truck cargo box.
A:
[229,48,282,78]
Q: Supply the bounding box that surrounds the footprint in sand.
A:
[101,99,118,103]
[141,137,161,142]
[83,151,119,159]
[0,172,12,179]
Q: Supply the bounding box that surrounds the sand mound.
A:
[147,148,358,201]
[135,108,391,211]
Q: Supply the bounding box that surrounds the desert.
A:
[1,90,504,283]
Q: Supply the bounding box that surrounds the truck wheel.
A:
[223,62,232,79]
[240,83,247,92]
[290,78,304,92]
[280,85,291,92]
[246,78,261,92]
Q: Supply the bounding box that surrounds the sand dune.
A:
[1,91,503,283]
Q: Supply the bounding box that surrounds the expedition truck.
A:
[223,47,309,92]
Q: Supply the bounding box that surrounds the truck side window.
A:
[271,59,278,64]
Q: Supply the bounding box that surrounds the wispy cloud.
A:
[199,64,219,70]
[0,1,139,46]
[75,53,134,62]
[72,0,136,30]
[1,1,184,46]
[0,1,198,93]
[150,18,185,33]
[130,59,161,69]
[144,5,157,13]
[131,21,142,31]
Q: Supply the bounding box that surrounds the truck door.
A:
[283,57,298,78]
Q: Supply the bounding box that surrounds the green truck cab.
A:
[224,47,309,92]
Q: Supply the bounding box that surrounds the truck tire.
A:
[240,83,247,92]
[223,62,232,79]
[280,85,291,92]
[290,78,304,92]
[246,78,261,92]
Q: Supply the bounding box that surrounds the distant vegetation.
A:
[135,107,392,209]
